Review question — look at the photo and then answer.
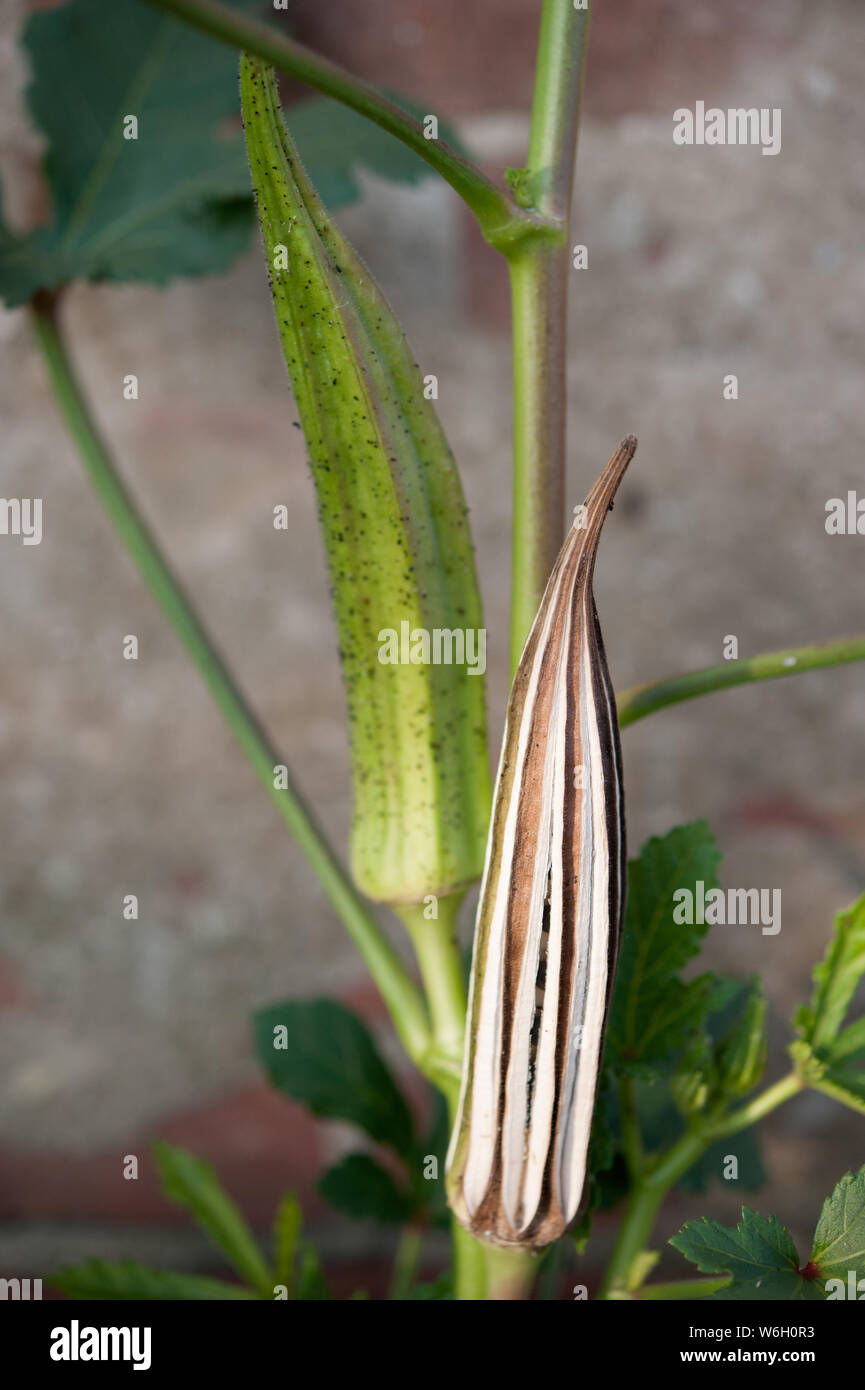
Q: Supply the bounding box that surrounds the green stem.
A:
[525,0,591,222]
[507,0,591,669]
[507,248,566,669]
[388,1226,424,1301]
[392,897,500,1300]
[599,1071,802,1298]
[813,1077,865,1116]
[140,0,545,252]
[701,1070,802,1145]
[395,896,468,1099]
[484,1246,539,1301]
[618,637,865,729]
[29,290,431,1069]
[619,1075,644,1174]
[597,1179,668,1300]
[451,1218,488,1301]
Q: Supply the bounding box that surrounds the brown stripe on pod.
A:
[446,436,637,1248]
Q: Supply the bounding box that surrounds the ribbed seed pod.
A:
[447,437,636,1248]
[241,57,491,904]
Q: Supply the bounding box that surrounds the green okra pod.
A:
[241,57,491,904]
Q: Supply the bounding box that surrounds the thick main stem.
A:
[29,291,431,1069]
[485,1247,540,1301]
[507,0,591,669]
[508,247,567,668]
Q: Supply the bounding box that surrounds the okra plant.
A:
[5,0,864,1301]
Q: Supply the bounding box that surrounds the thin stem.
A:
[395,895,468,1101]
[700,1070,802,1144]
[619,1075,644,1174]
[633,1277,731,1301]
[388,1226,424,1301]
[140,0,545,252]
[597,1180,667,1299]
[507,0,591,669]
[598,1071,802,1298]
[391,896,502,1300]
[29,290,431,1069]
[618,637,865,729]
[451,1219,488,1301]
[813,1077,865,1117]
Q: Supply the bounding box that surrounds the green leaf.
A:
[272,1191,302,1291]
[318,1152,414,1225]
[575,1075,620,1240]
[1,0,452,307]
[810,1166,865,1284]
[830,1015,865,1061]
[795,894,865,1051]
[153,1142,272,1294]
[254,999,414,1157]
[0,0,258,306]
[50,1259,259,1300]
[607,822,722,1070]
[710,1272,824,1301]
[404,1087,450,1228]
[671,1208,799,1284]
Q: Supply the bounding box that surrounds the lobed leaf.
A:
[810,1166,865,1283]
[671,1208,799,1283]
[607,822,722,1070]
[254,998,414,1157]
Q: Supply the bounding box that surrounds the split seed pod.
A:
[241,57,491,904]
[447,437,637,1248]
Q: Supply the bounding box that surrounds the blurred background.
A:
[1,0,863,1295]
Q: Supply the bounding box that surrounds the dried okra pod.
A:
[447,437,637,1248]
[241,56,491,905]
